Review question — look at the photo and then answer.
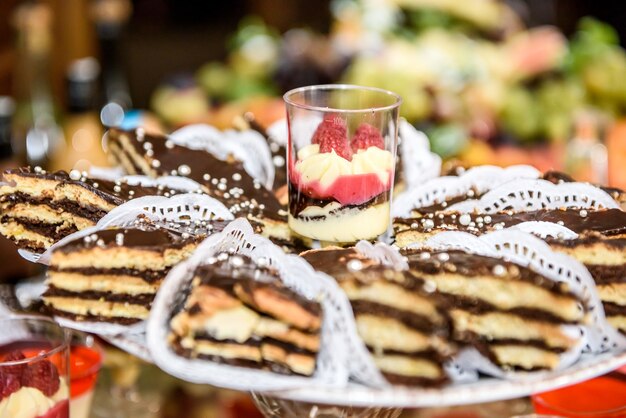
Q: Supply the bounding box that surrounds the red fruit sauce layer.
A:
[36,399,69,418]
[290,169,392,206]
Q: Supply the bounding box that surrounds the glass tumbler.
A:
[0,315,70,418]
[284,84,402,243]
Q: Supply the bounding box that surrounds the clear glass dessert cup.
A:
[0,315,70,418]
[68,332,102,418]
[284,84,402,243]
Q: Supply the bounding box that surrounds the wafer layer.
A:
[169,253,322,376]
[43,227,200,324]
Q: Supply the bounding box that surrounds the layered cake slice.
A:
[548,234,626,335]
[402,248,587,371]
[106,128,293,246]
[0,167,184,252]
[168,253,322,376]
[394,208,626,247]
[43,225,201,324]
[301,247,453,386]
[289,118,395,242]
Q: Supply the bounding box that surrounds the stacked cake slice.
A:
[402,248,587,371]
[106,128,296,247]
[549,234,626,335]
[0,167,184,252]
[43,225,201,324]
[394,208,626,247]
[301,247,453,386]
[169,253,322,376]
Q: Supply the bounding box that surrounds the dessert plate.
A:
[268,351,626,408]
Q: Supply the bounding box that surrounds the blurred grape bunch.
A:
[196,16,280,102]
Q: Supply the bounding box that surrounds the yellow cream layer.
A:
[374,355,443,379]
[492,345,561,370]
[295,144,394,187]
[288,202,390,242]
[48,271,160,295]
[44,297,149,320]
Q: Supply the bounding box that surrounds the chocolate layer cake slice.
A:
[301,247,453,386]
[168,253,321,376]
[106,128,294,246]
[394,208,626,247]
[43,225,201,324]
[548,234,626,335]
[0,167,185,252]
[402,248,587,371]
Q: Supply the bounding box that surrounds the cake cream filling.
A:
[44,296,150,319]
[394,229,439,248]
[597,283,626,305]
[288,202,391,242]
[48,272,161,295]
[0,174,117,212]
[552,243,626,265]
[2,203,96,230]
[356,314,449,354]
[373,355,443,379]
[416,272,583,323]
[261,343,316,376]
[341,280,444,326]
[607,315,626,332]
[51,245,196,271]
[491,345,561,370]
[0,221,53,248]
[110,133,159,178]
[450,310,575,350]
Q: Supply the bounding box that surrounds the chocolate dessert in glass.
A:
[284,84,401,242]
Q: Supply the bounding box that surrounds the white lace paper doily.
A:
[32,193,235,336]
[16,174,213,264]
[103,332,152,363]
[448,179,619,213]
[398,119,442,189]
[170,124,275,190]
[392,165,541,217]
[147,218,382,391]
[412,228,626,373]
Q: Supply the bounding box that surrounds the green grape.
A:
[500,87,540,142]
[428,124,468,158]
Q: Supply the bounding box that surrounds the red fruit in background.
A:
[311,115,347,145]
[22,359,60,396]
[351,123,384,151]
[0,369,21,399]
[2,350,26,376]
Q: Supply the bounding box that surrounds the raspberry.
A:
[319,135,353,160]
[351,123,385,152]
[0,369,21,399]
[21,359,59,396]
[311,115,347,145]
[2,350,26,376]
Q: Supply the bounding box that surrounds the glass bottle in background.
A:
[564,112,608,184]
[91,0,133,110]
[11,2,63,168]
[50,57,109,172]
[0,96,39,283]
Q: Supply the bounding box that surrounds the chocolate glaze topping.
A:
[2,167,183,206]
[57,225,199,254]
[44,286,155,306]
[288,183,389,218]
[191,253,321,319]
[108,128,285,221]
[395,208,626,237]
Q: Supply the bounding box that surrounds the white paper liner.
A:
[266,118,289,147]
[398,119,442,189]
[354,240,408,270]
[392,165,541,217]
[170,124,275,190]
[120,175,204,192]
[31,193,236,336]
[409,228,626,377]
[448,179,619,213]
[147,218,381,391]
[509,221,579,240]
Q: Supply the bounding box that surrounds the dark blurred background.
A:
[0,0,625,108]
